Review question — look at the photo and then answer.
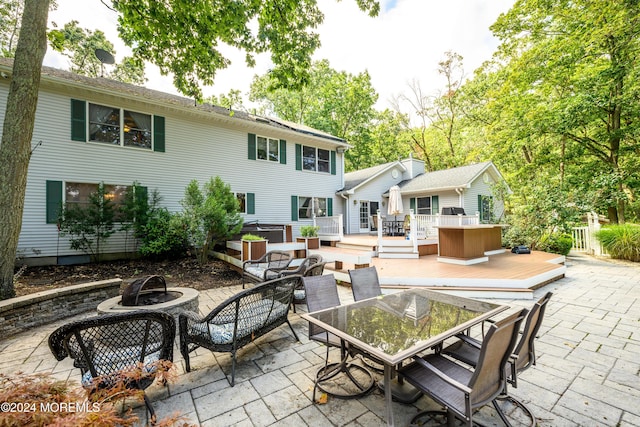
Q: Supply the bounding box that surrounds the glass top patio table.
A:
[300,288,508,426]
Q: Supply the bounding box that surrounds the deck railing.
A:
[413,213,481,238]
[313,214,344,241]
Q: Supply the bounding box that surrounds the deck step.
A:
[378,252,420,259]
[336,242,377,252]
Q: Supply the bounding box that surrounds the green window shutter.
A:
[331,150,336,175]
[478,195,485,221]
[291,195,298,221]
[279,139,286,164]
[247,193,255,214]
[410,198,416,213]
[248,133,256,160]
[153,116,165,152]
[135,186,148,205]
[432,196,439,215]
[295,144,302,170]
[46,180,63,224]
[70,99,86,141]
[327,198,333,216]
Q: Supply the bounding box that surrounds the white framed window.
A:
[302,145,330,173]
[416,197,432,215]
[88,103,152,150]
[257,135,279,162]
[235,193,246,213]
[298,196,327,219]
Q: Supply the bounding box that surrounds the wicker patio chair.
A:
[441,291,553,426]
[348,266,382,301]
[398,308,528,427]
[303,274,375,402]
[179,275,300,386]
[280,255,325,312]
[242,250,293,288]
[48,311,175,418]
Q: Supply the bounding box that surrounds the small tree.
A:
[180,177,243,265]
[58,182,116,262]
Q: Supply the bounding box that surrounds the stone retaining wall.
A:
[0,279,122,337]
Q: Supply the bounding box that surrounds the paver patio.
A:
[1,253,639,426]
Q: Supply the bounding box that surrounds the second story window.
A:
[302,146,330,173]
[89,103,152,149]
[257,136,279,162]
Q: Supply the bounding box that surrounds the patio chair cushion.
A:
[81,348,161,388]
[244,265,280,281]
[189,299,290,345]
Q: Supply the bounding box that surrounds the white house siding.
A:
[464,175,505,221]
[1,80,344,262]
[346,168,403,234]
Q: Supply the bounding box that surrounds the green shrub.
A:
[300,225,320,237]
[241,233,265,241]
[139,208,189,259]
[538,232,573,255]
[58,182,116,262]
[596,224,640,262]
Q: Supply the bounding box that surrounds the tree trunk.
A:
[0,0,50,299]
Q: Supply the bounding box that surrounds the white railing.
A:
[571,226,590,252]
[313,214,344,240]
[413,213,481,238]
[571,212,607,255]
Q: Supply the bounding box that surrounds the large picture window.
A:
[88,103,152,149]
[298,196,327,219]
[65,182,129,210]
[302,146,330,173]
[257,135,279,162]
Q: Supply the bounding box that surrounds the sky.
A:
[44,0,515,116]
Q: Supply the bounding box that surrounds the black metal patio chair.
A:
[441,291,553,426]
[48,310,176,419]
[348,266,382,301]
[303,274,375,402]
[399,308,528,427]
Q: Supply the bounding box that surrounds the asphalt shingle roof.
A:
[398,162,493,192]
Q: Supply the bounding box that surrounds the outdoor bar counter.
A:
[436,224,505,265]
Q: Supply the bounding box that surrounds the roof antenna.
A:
[94,48,115,77]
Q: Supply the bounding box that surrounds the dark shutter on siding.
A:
[153,116,165,152]
[295,144,302,170]
[46,180,63,224]
[327,198,333,216]
[331,150,336,175]
[279,139,286,164]
[135,186,148,205]
[70,99,86,141]
[410,198,416,213]
[248,133,256,160]
[432,196,439,215]
[478,195,484,221]
[291,196,298,221]
[247,193,255,214]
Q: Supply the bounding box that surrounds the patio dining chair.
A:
[441,291,553,426]
[348,266,382,301]
[242,250,292,288]
[303,274,375,402]
[48,311,176,419]
[398,308,528,427]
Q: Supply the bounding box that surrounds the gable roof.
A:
[0,57,348,147]
[340,160,404,193]
[398,161,505,194]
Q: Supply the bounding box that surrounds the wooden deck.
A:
[321,235,566,300]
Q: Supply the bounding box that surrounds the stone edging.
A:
[0,279,122,337]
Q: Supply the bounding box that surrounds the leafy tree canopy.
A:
[48,20,146,84]
[112,0,379,99]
